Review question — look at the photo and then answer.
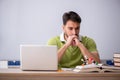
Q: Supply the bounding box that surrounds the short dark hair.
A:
[62,11,81,25]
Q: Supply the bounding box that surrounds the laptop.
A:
[20,45,58,71]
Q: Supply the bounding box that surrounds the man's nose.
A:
[72,29,77,35]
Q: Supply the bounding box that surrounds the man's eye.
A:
[76,27,79,30]
[76,28,79,30]
[69,27,73,30]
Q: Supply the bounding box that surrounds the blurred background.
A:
[0,0,120,60]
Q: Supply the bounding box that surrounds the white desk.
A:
[0,68,120,80]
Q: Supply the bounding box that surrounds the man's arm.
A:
[58,35,77,62]
[57,44,68,62]
[75,38,101,63]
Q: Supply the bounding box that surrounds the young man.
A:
[47,11,100,68]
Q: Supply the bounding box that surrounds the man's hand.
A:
[74,38,82,46]
[65,35,78,47]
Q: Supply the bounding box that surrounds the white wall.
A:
[0,0,120,60]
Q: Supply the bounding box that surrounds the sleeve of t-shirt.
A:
[47,37,57,45]
[86,38,98,53]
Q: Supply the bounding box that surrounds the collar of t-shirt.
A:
[60,32,82,42]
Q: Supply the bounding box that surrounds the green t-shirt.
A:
[47,36,98,68]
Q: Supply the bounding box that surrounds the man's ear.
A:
[62,25,65,32]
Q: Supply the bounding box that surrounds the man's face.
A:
[63,20,80,38]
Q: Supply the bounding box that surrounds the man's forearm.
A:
[57,44,69,62]
[78,43,101,63]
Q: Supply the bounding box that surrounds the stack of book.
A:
[114,53,120,67]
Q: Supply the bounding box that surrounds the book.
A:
[114,62,120,67]
[72,64,120,73]
[114,57,120,62]
[114,53,120,58]
[0,60,20,69]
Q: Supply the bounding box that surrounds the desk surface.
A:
[0,68,120,80]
